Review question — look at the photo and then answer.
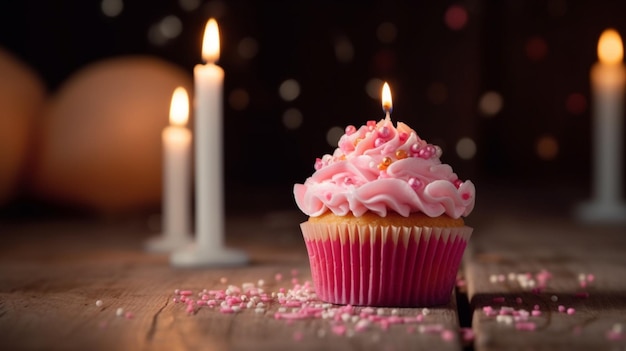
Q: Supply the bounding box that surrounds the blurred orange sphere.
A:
[32,56,193,214]
[0,48,46,206]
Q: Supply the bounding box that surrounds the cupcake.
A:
[294,114,475,307]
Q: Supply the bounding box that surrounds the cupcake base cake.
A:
[301,213,471,307]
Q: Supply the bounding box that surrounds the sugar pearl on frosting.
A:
[453,179,463,188]
[367,120,376,130]
[345,125,356,135]
[377,157,392,170]
[408,177,422,189]
[410,143,420,154]
[314,158,323,170]
[378,126,390,138]
[399,132,408,142]
[374,138,385,147]
[395,149,408,159]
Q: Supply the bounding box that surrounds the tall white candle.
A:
[171,18,247,266]
[194,18,225,249]
[145,87,193,252]
[578,28,626,222]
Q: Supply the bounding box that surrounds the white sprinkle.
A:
[422,308,431,316]
[116,308,124,317]
[341,313,351,322]
[278,307,287,313]
[578,273,586,282]
[489,274,498,283]
[496,315,513,325]
[95,300,103,307]
[256,302,266,308]
[257,279,265,287]
[246,301,254,309]
[254,307,265,314]
[551,295,558,302]
[231,306,241,312]
[351,315,360,323]
[508,273,516,281]
[391,309,399,315]
[377,308,385,316]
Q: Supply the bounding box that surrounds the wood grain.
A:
[0,215,463,351]
[465,210,626,351]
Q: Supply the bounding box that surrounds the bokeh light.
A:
[565,93,587,115]
[228,89,250,111]
[101,0,123,18]
[238,37,259,60]
[427,82,448,105]
[456,137,477,160]
[179,0,201,12]
[525,36,548,62]
[282,108,304,130]
[326,126,344,147]
[536,135,559,160]
[444,5,468,31]
[365,78,384,100]
[159,16,183,39]
[478,91,503,117]
[377,22,398,43]
[334,36,354,63]
[278,79,301,102]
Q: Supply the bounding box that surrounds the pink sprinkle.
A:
[567,308,575,315]
[180,290,193,296]
[533,304,540,310]
[493,297,505,303]
[220,277,228,284]
[586,274,595,282]
[515,322,536,331]
[172,297,179,303]
[186,305,195,314]
[482,306,493,313]
[292,331,303,341]
[460,327,475,342]
[606,331,623,341]
[332,325,347,336]
[441,329,455,341]
[558,305,565,313]
[124,312,134,319]
[196,300,206,306]
[220,307,235,314]
[275,273,283,282]
[531,310,542,317]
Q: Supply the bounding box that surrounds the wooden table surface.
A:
[1,186,626,350]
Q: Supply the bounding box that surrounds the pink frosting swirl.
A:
[294,118,475,218]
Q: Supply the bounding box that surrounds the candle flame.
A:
[169,87,189,126]
[598,28,623,64]
[382,82,393,114]
[202,18,220,63]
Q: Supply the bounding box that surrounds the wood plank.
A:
[0,215,463,351]
[465,211,626,351]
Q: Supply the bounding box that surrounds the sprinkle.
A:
[441,329,455,341]
[95,300,103,307]
[116,308,124,317]
[551,295,558,302]
[125,311,134,319]
[422,308,430,316]
[558,305,566,313]
[566,308,576,315]
[275,273,283,282]
[219,277,228,284]
[515,322,536,331]
[531,310,542,317]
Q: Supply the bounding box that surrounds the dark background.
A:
[1,0,625,218]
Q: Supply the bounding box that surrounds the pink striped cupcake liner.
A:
[300,221,472,307]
